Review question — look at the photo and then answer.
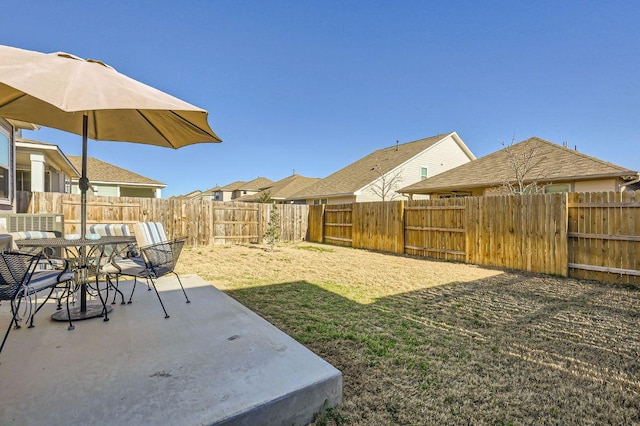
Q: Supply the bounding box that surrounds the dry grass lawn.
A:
[176,242,640,425]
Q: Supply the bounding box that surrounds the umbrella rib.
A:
[136,110,220,146]
[135,110,176,147]
[0,91,28,109]
[168,110,221,141]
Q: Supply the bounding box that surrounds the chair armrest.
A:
[139,238,186,278]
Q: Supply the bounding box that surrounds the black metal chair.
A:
[0,251,75,355]
[103,237,189,318]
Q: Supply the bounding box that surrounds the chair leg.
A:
[94,276,109,322]
[28,286,57,328]
[148,277,170,319]
[65,281,74,331]
[108,276,126,305]
[56,287,63,311]
[127,277,138,304]
[0,298,23,354]
[10,300,21,330]
[172,272,191,304]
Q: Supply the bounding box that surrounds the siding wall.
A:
[359,135,474,202]
[574,178,618,193]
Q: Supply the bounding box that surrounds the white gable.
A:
[357,133,474,202]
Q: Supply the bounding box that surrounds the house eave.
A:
[404,171,639,194]
[70,178,166,188]
[288,191,355,201]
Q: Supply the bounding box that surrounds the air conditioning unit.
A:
[0,213,65,236]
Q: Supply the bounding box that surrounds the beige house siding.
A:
[574,179,618,193]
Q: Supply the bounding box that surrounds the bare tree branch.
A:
[369,167,404,201]
[499,136,547,195]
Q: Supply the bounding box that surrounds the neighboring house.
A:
[400,137,640,198]
[67,156,165,198]
[195,178,274,202]
[288,132,475,205]
[232,177,274,199]
[184,189,203,199]
[216,180,246,201]
[195,186,221,201]
[15,137,79,194]
[235,174,320,203]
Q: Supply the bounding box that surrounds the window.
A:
[16,170,31,191]
[313,199,328,205]
[544,183,570,194]
[420,167,428,180]
[0,124,10,200]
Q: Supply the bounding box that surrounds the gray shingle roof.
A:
[239,177,274,191]
[219,180,246,191]
[290,133,453,199]
[401,137,637,193]
[67,156,164,186]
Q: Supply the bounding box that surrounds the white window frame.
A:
[420,166,428,180]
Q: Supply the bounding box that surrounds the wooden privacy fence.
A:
[17,190,640,285]
[309,191,640,285]
[567,191,640,285]
[18,192,309,246]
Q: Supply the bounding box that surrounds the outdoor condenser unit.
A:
[0,213,65,236]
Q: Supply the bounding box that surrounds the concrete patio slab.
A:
[0,275,342,425]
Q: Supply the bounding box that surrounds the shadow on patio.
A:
[0,275,342,425]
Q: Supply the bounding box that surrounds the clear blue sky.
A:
[3,1,639,197]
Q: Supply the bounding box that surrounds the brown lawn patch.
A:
[177,242,640,425]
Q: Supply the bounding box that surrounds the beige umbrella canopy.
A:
[0,44,221,235]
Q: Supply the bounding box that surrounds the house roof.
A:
[219,180,246,191]
[16,137,79,177]
[400,137,638,194]
[199,186,222,196]
[67,156,165,187]
[239,177,274,191]
[235,174,321,202]
[289,133,462,199]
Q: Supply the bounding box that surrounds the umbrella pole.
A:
[81,113,88,238]
[80,113,89,312]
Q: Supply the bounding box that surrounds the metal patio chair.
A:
[86,224,135,305]
[102,222,190,318]
[0,251,75,355]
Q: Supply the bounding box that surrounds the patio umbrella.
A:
[0,44,221,236]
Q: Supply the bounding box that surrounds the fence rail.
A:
[308,191,640,285]
[18,192,309,246]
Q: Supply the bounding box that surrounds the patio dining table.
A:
[16,235,136,321]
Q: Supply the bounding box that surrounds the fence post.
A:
[397,200,405,254]
[320,204,325,243]
[257,204,263,244]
